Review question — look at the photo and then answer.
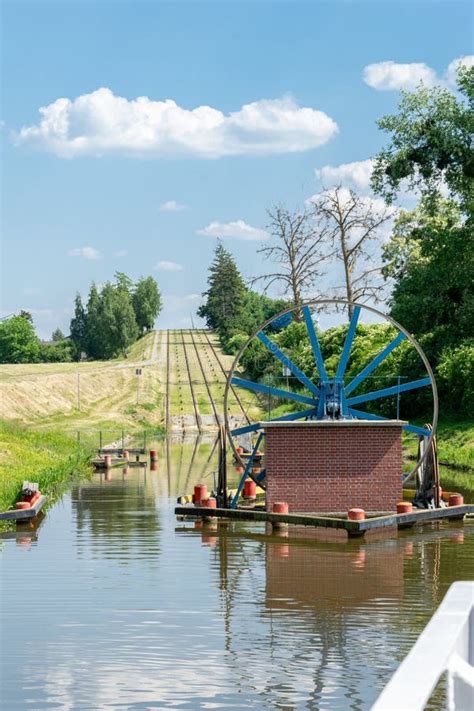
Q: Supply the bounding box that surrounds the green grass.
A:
[0,420,93,515]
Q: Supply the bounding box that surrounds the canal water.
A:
[1,436,473,710]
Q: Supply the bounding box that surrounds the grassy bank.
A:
[0,421,93,513]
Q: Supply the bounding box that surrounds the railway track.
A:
[188,328,220,427]
[198,330,250,425]
[180,329,202,433]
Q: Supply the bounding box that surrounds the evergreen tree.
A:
[132,276,162,333]
[70,293,87,355]
[51,328,65,342]
[85,283,103,359]
[198,241,246,335]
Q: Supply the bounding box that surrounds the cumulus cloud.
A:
[445,55,474,84]
[155,260,184,272]
[159,200,187,212]
[14,88,338,158]
[197,219,269,241]
[315,159,375,190]
[364,55,474,91]
[68,246,101,260]
[363,61,437,91]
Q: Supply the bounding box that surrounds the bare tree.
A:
[311,186,395,318]
[254,205,330,318]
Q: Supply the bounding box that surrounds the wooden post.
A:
[99,431,103,452]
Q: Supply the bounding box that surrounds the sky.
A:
[1,0,473,337]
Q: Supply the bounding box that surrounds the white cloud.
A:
[197,219,269,241]
[155,260,184,272]
[113,249,128,258]
[445,55,474,85]
[363,61,437,91]
[68,246,102,260]
[364,55,474,92]
[14,88,339,158]
[315,159,375,190]
[159,200,187,212]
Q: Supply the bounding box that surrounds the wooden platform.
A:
[0,495,47,521]
[174,504,474,538]
[98,448,148,455]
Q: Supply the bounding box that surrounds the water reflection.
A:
[0,435,472,711]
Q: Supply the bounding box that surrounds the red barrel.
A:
[273,502,289,514]
[150,449,158,462]
[201,497,217,509]
[15,501,31,510]
[194,484,207,505]
[449,493,464,507]
[396,501,413,514]
[243,479,257,499]
[150,461,158,472]
[348,508,365,521]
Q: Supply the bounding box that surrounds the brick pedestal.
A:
[262,420,405,513]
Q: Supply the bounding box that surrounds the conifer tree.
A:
[70,293,87,356]
[198,241,246,334]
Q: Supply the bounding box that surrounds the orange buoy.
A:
[15,501,31,510]
[396,501,413,514]
[348,508,365,521]
[193,484,207,505]
[448,493,464,507]
[273,501,289,514]
[243,479,257,499]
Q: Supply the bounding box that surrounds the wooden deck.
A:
[0,495,48,521]
[175,504,474,538]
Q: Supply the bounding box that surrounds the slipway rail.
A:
[189,329,220,427]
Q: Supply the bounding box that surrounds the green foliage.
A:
[0,314,41,363]
[372,66,474,211]
[51,328,65,342]
[70,273,161,360]
[437,342,474,415]
[198,241,246,338]
[132,276,162,333]
[40,339,75,363]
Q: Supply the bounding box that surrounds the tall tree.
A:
[310,187,394,318]
[198,241,246,333]
[70,293,87,355]
[0,315,41,363]
[51,328,65,342]
[132,276,162,334]
[111,286,139,356]
[254,205,328,318]
[85,283,103,359]
[371,66,474,213]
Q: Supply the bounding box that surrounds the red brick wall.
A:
[264,424,403,513]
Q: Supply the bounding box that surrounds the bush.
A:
[437,342,474,415]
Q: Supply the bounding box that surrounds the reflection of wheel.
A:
[224,299,438,504]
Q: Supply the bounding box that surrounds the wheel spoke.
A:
[346,377,431,406]
[302,305,328,382]
[345,333,406,395]
[230,433,263,508]
[256,331,320,397]
[348,407,432,437]
[230,406,318,437]
[231,376,316,406]
[335,306,361,381]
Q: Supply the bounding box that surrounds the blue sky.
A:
[2,0,472,337]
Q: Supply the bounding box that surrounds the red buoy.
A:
[396,501,413,514]
[273,502,289,514]
[201,497,217,509]
[193,484,207,505]
[348,508,365,521]
[243,479,257,499]
[448,493,464,507]
[150,449,158,462]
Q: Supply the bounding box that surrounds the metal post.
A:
[396,375,401,420]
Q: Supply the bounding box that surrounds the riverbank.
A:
[0,421,93,513]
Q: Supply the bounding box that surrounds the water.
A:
[1,437,473,710]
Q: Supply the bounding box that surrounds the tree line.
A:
[198,67,473,417]
[0,273,162,363]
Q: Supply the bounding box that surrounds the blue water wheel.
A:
[223,299,438,505]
